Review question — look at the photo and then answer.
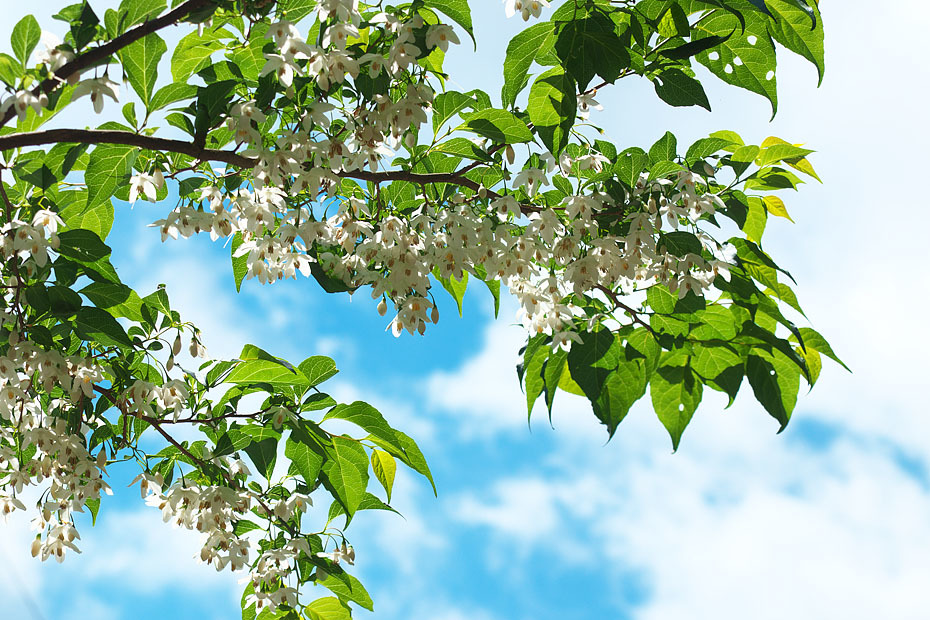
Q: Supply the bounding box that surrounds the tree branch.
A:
[0,128,545,210]
[0,0,214,128]
[0,128,255,166]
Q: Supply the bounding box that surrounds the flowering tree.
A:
[0,0,845,618]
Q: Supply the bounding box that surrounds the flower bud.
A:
[172,334,182,356]
[478,184,487,199]
[377,298,387,316]
[430,305,439,324]
[505,144,515,165]
[31,537,41,558]
[404,132,417,150]
[166,355,174,372]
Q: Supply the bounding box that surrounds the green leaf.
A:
[543,349,567,414]
[231,232,248,292]
[285,432,324,484]
[651,356,703,451]
[692,304,738,340]
[233,519,262,536]
[435,269,468,316]
[528,67,576,155]
[74,306,134,349]
[660,33,731,60]
[71,2,100,48]
[691,345,743,405]
[150,83,198,111]
[278,0,317,21]
[567,330,645,436]
[225,360,309,387]
[298,355,339,386]
[85,145,136,210]
[85,497,101,526]
[523,336,549,417]
[658,3,690,38]
[171,28,225,83]
[756,142,814,167]
[792,341,822,386]
[370,450,396,503]
[323,401,403,453]
[11,15,40,66]
[305,597,352,620]
[746,351,799,430]
[458,109,533,144]
[653,68,711,111]
[229,24,269,83]
[649,131,678,163]
[795,327,849,371]
[423,0,474,43]
[554,12,630,89]
[433,137,492,161]
[615,148,650,190]
[660,231,703,257]
[241,425,280,480]
[0,53,21,87]
[502,22,556,107]
[744,195,767,242]
[318,570,375,612]
[695,11,779,115]
[194,79,236,139]
[117,0,167,32]
[766,0,824,84]
[80,282,145,321]
[320,436,370,518]
[138,289,170,324]
[433,91,478,133]
[762,195,793,222]
[369,429,436,496]
[118,33,167,107]
[685,136,735,162]
[56,228,111,264]
[212,429,251,458]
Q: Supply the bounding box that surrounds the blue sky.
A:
[2,1,930,619]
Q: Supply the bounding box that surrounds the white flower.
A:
[504,0,549,20]
[512,168,549,196]
[0,90,48,122]
[425,24,460,52]
[577,91,603,120]
[260,54,298,87]
[32,210,65,234]
[36,31,73,73]
[128,171,165,204]
[265,20,300,48]
[72,77,119,114]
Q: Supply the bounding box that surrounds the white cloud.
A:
[63,508,242,596]
[449,416,930,618]
[0,511,46,620]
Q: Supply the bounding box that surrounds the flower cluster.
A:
[136,5,736,352]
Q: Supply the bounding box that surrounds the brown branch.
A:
[1,126,549,217]
[0,0,214,129]
[0,129,255,166]
[0,128,542,207]
[93,384,298,537]
[596,284,658,335]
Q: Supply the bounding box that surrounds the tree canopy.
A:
[0,0,843,618]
